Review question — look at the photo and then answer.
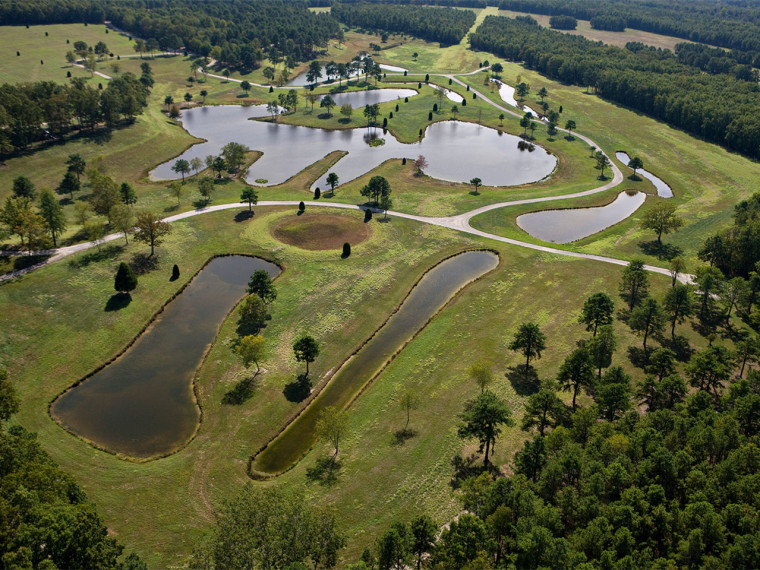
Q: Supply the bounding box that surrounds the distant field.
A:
[0,23,135,84]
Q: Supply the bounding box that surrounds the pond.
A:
[151,103,557,190]
[251,250,499,475]
[516,191,646,243]
[615,151,673,198]
[51,256,281,459]
[492,80,548,122]
[286,64,363,87]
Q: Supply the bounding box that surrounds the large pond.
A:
[151,101,557,190]
[252,250,499,474]
[52,256,281,459]
[287,63,407,86]
[516,191,646,243]
[616,151,673,198]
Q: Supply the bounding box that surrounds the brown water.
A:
[251,250,499,474]
[51,256,281,459]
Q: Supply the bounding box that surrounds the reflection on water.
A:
[616,151,673,198]
[52,256,281,458]
[517,191,647,243]
[252,250,499,474]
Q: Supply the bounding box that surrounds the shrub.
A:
[342,242,351,257]
[298,201,305,212]
[314,188,321,199]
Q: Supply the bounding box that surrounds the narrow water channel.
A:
[251,250,499,475]
[616,151,673,198]
[51,256,281,459]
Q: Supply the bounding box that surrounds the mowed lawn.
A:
[0,23,134,84]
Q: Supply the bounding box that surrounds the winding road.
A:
[1,67,687,285]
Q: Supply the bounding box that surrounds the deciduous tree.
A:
[133,210,171,256]
[38,189,66,247]
[642,202,684,244]
[293,335,319,377]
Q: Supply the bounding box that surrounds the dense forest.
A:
[700,193,760,279]
[499,0,760,53]
[331,3,476,46]
[469,16,760,160]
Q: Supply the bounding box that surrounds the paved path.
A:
[1,65,689,285]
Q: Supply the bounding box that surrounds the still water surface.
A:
[616,151,673,198]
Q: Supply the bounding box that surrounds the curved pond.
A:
[52,256,281,459]
[492,79,548,123]
[321,88,416,107]
[286,64,362,87]
[152,105,557,190]
[252,250,499,474]
[516,191,646,243]
[616,151,673,198]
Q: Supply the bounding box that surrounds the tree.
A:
[293,335,319,377]
[399,389,419,434]
[342,242,351,257]
[413,155,428,175]
[120,182,137,206]
[340,103,353,122]
[133,210,171,256]
[627,156,643,178]
[664,284,694,338]
[558,346,594,410]
[538,86,548,101]
[520,115,531,135]
[164,95,174,110]
[221,142,249,173]
[13,176,36,200]
[595,366,632,421]
[457,391,513,465]
[114,261,138,296]
[698,234,726,268]
[172,159,191,183]
[521,389,564,436]
[109,204,134,245]
[646,348,678,381]
[409,515,436,570]
[168,181,183,207]
[320,94,336,117]
[685,345,734,400]
[579,292,614,336]
[190,157,203,176]
[642,202,684,244]
[629,298,666,352]
[735,335,760,377]
[237,335,266,373]
[587,324,616,377]
[499,113,505,126]
[89,173,120,222]
[468,361,493,393]
[240,187,258,212]
[66,153,86,182]
[509,322,546,369]
[620,259,649,311]
[266,100,279,121]
[299,201,305,213]
[316,406,348,463]
[240,80,250,95]
[363,103,379,128]
[326,172,339,193]
[670,256,686,287]
[379,194,392,219]
[516,82,530,99]
[360,175,391,206]
[305,91,320,112]
[58,171,80,200]
[210,156,226,178]
[595,151,610,179]
[200,89,208,103]
[306,61,323,86]
[376,524,411,570]
[695,265,723,320]
[38,189,66,247]
[247,269,276,303]
[469,177,482,194]
[198,177,215,204]
[238,295,267,335]
[723,276,748,324]
[564,119,576,134]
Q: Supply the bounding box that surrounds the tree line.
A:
[469,15,760,161]
[0,73,148,156]
[331,3,476,46]
[499,0,760,53]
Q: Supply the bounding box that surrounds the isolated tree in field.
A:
[114,262,138,297]
[520,115,530,135]
[184,92,192,103]
[120,182,137,206]
[491,62,503,76]
[521,389,564,436]
[620,259,649,310]
[12,176,36,200]
[339,103,352,122]
[247,269,276,303]
[579,292,614,336]
[498,113,505,126]
[305,91,319,112]
[360,175,391,206]
[240,80,251,95]
[237,335,266,374]
[470,177,482,194]
[109,204,133,245]
[38,190,66,247]
[538,86,548,102]
[66,154,86,181]
[399,389,419,434]
[293,335,319,377]
[509,322,546,369]
[457,391,513,466]
[558,346,594,410]
[595,151,610,179]
[168,181,183,206]
[565,119,576,135]
[629,298,666,352]
[172,159,190,183]
[695,265,723,320]
[320,94,336,117]
[200,89,207,103]
[468,361,493,393]
[669,256,686,287]
[413,155,428,175]
[316,406,347,464]
[516,82,530,99]
[198,177,215,204]
[735,335,760,377]
[58,171,80,200]
[164,95,173,110]
[642,202,683,244]
[240,187,258,212]
[588,324,616,377]
[133,210,171,256]
[627,156,643,178]
[326,172,339,193]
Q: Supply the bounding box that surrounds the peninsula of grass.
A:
[271,212,371,250]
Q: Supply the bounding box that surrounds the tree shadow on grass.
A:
[639,240,683,261]
[6,255,51,272]
[283,374,311,403]
[222,375,259,405]
[450,453,499,490]
[660,335,693,362]
[68,244,123,269]
[234,210,254,223]
[506,365,541,396]
[130,252,160,275]
[338,118,352,125]
[306,456,341,486]
[163,204,179,213]
[627,345,650,369]
[391,428,417,446]
[105,293,131,312]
